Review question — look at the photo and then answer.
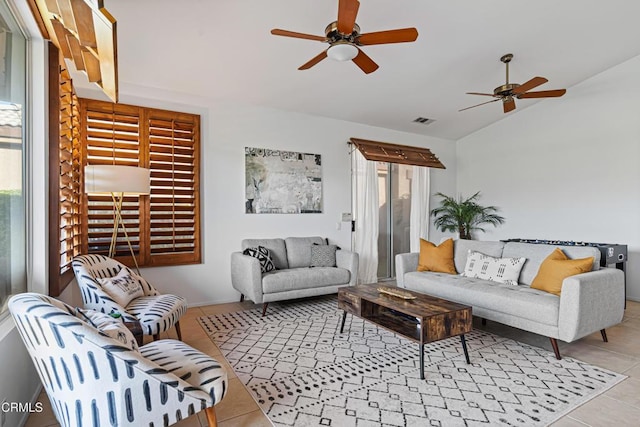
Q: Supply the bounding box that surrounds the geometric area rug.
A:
[198,295,625,427]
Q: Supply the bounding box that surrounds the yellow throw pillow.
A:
[530,248,594,296]
[417,238,457,274]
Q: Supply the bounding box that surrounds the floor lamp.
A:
[84,165,150,273]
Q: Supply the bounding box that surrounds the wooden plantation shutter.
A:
[49,44,82,296]
[81,101,144,263]
[79,99,201,267]
[147,110,201,265]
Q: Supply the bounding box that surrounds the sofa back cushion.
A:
[285,236,326,268]
[453,240,505,273]
[502,242,600,286]
[242,238,288,269]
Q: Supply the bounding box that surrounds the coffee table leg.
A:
[460,334,470,364]
[340,310,347,333]
[420,343,425,380]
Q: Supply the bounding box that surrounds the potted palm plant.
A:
[430,192,505,240]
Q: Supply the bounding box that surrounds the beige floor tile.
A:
[550,416,591,426]
[565,394,640,425]
[24,392,58,427]
[200,302,250,316]
[172,413,205,427]
[562,341,639,374]
[214,378,260,422]
[604,377,640,408]
[217,409,272,427]
[622,361,640,379]
[187,336,223,356]
[580,324,640,357]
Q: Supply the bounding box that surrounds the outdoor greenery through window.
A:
[0,0,27,314]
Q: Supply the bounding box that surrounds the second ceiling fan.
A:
[460,53,567,113]
[271,0,418,74]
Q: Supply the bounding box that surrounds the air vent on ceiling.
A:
[413,117,436,125]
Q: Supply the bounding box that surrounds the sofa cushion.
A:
[502,243,600,286]
[418,238,457,274]
[285,236,325,268]
[530,248,594,296]
[310,243,339,267]
[262,267,351,293]
[242,238,288,269]
[243,246,276,273]
[461,250,526,286]
[453,240,505,274]
[403,272,560,326]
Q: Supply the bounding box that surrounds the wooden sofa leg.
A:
[261,303,269,317]
[601,329,608,343]
[240,294,244,302]
[175,321,182,341]
[549,338,561,360]
[204,406,217,427]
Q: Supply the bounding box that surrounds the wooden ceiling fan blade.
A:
[298,50,328,70]
[512,76,548,94]
[337,0,360,34]
[271,29,326,42]
[358,28,419,45]
[352,48,378,74]
[518,89,567,98]
[466,92,497,97]
[503,98,516,113]
[458,98,500,112]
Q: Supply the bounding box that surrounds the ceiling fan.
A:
[460,53,567,113]
[270,0,418,74]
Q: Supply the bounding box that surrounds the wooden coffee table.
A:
[338,284,472,380]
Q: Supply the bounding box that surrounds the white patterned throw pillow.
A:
[75,308,139,351]
[97,268,144,307]
[462,250,526,286]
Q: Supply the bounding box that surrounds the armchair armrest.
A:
[230,252,264,303]
[139,339,227,405]
[395,253,419,288]
[558,268,625,342]
[336,250,359,286]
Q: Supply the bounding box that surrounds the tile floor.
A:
[25,299,640,427]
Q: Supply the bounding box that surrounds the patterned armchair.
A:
[9,293,227,426]
[72,254,187,340]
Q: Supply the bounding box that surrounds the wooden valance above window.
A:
[350,138,446,169]
[29,0,118,102]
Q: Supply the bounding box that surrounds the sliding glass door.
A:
[377,162,412,279]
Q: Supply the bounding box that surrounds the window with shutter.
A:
[79,99,201,267]
[49,44,82,296]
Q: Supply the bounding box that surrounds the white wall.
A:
[457,54,640,300]
[77,84,457,306]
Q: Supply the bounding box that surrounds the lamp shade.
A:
[84,165,150,195]
[327,42,358,61]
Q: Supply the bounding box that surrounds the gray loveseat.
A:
[231,236,358,315]
[396,240,625,359]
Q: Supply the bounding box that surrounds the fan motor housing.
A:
[494,83,520,96]
[325,21,360,43]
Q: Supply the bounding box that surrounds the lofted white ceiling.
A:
[82,0,640,140]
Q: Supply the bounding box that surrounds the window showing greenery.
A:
[0,1,26,314]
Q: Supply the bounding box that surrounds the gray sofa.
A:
[231,236,358,315]
[396,239,625,359]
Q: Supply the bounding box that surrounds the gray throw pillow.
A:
[310,244,339,267]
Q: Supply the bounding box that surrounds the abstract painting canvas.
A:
[245,147,322,214]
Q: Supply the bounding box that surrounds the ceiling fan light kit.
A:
[461,53,567,114]
[327,42,358,61]
[270,0,418,74]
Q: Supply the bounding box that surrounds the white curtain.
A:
[353,150,379,284]
[409,166,430,253]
